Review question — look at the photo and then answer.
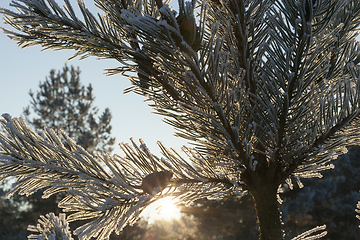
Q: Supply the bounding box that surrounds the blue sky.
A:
[0,0,187,157]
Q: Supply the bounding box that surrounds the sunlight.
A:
[155,197,182,220]
[141,197,182,223]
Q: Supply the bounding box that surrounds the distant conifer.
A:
[23,65,115,154]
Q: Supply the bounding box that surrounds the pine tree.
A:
[1,0,360,239]
[23,65,115,154]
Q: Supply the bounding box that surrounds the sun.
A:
[155,197,182,220]
[141,196,182,222]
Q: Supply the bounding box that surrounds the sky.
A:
[0,0,187,157]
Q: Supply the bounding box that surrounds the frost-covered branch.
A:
[27,213,73,240]
[0,114,237,239]
[356,201,360,227]
[2,0,360,186]
[291,225,327,240]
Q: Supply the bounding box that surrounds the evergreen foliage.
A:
[1,0,360,239]
[23,65,115,154]
[27,213,74,240]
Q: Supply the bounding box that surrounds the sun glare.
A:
[141,197,182,223]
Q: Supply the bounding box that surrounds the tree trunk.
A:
[250,184,283,240]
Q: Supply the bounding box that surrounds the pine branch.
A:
[0,0,129,61]
[291,224,327,240]
[27,213,74,240]
[280,109,360,184]
[0,114,238,239]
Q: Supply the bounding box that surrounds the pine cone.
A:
[176,14,201,52]
[140,171,173,195]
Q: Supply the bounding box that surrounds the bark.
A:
[250,182,283,240]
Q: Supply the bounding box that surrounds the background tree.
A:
[280,145,360,240]
[23,65,115,154]
[1,0,360,240]
[180,195,258,239]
